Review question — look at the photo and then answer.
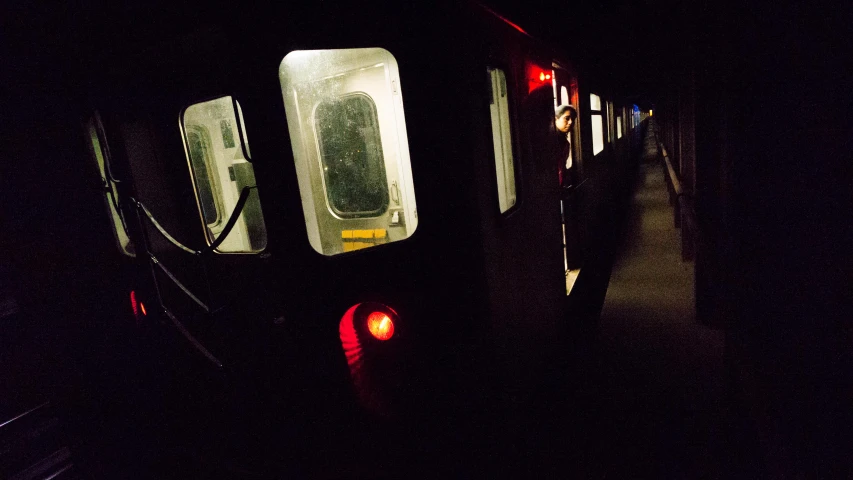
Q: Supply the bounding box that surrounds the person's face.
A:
[556,111,573,133]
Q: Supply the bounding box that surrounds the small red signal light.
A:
[546,74,551,80]
[366,311,394,341]
[539,72,545,81]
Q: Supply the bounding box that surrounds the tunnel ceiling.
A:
[486,0,701,107]
[1,0,699,111]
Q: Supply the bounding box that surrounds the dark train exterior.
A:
[1,2,647,477]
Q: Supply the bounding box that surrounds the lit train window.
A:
[487,67,517,213]
[186,127,221,226]
[280,48,418,255]
[590,93,604,155]
[617,116,623,139]
[607,101,615,143]
[181,96,268,253]
[560,86,570,106]
[85,114,135,257]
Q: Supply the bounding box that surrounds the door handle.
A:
[390,181,400,205]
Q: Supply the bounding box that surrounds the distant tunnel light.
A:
[140,302,147,316]
[367,311,395,341]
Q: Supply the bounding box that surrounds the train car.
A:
[2,2,645,477]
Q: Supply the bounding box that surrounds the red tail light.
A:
[366,311,394,340]
[338,301,401,415]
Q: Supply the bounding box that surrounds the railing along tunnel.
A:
[651,121,699,262]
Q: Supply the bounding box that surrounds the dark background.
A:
[2,0,851,476]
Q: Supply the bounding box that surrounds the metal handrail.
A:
[133,185,256,256]
[661,146,682,197]
[659,144,697,218]
[654,125,701,260]
[0,401,50,430]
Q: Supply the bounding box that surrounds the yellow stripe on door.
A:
[341,229,387,239]
[341,229,388,252]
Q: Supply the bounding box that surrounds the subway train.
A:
[2,2,648,477]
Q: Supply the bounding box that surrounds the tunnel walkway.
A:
[582,124,726,478]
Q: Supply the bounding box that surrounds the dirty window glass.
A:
[186,127,220,226]
[315,94,389,217]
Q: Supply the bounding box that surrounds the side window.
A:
[590,93,604,155]
[181,96,268,253]
[280,48,418,256]
[560,86,570,107]
[85,114,135,257]
[607,102,616,143]
[617,116,623,139]
[487,67,518,213]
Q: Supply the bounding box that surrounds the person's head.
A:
[555,104,577,133]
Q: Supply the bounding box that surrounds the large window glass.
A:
[181,96,267,253]
[487,67,517,213]
[590,93,604,155]
[315,94,389,217]
[85,114,135,256]
[280,48,418,256]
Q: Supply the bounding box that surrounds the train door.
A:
[551,66,583,289]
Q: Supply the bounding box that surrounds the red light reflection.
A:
[130,290,139,317]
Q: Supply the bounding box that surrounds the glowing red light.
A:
[130,290,139,317]
[338,302,401,415]
[367,312,394,341]
[539,72,545,81]
[140,302,147,316]
[546,74,551,80]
